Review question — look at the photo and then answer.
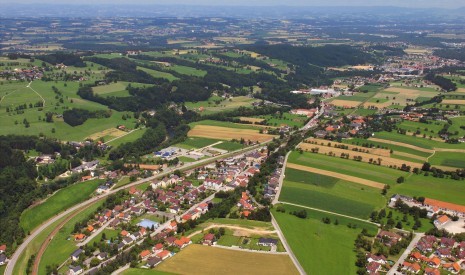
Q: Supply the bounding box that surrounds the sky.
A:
[0,0,463,8]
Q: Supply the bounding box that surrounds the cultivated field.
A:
[306,138,391,157]
[188,125,274,143]
[20,179,102,233]
[87,127,126,141]
[280,167,385,218]
[442,99,465,105]
[239,117,265,123]
[328,99,361,108]
[155,245,298,275]
[272,205,378,275]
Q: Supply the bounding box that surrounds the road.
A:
[387,233,424,275]
[271,214,306,275]
[6,142,267,275]
[272,151,290,205]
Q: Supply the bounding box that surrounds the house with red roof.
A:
[402,261,421,274]
[203,233,216,246]
[424,267,440,275]
[140,250,151,259]
[156,250,171,260]
[443,262,461,274]
[0,244,6,254]
[153,243,164,254]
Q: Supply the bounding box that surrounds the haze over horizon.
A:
[0,0,463,9]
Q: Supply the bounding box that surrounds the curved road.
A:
[6,142,267,275]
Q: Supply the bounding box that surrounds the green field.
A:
[169,65,207,77]
[398,120,446,138]
[185,96,257,115]
[88,228,119,246]
[39,201,105,274]
[280,168,385,219]
[0,80,137,141]
[378,208,434,232]
[255,112,307,128]
[390,174,465,206]
[272,204,378,275]
[189,119,261,130]
[374,131,465,149]
[212,141,244,151]
[335,91,376,102]
[106,128,147,147]
[92,81,149,97]
[137,66,179,81]
[288,151,408,185]
[429,151,465,168]
[353,109,378,116]
[20,179,102,233]
[343,138,431,158]
[175,137,221,149]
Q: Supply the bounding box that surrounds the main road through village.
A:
[5,142,268,275]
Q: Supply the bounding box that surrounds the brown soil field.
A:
[286,163,385,189]
[155,244,298,275]
[329,99,361,108]
[239,117,265,123]
[87,128,126,140]
[442,99,465,105]
[125,164,161,170]
[188,224,276,239]
[188,125,275,143]
[456,88,465,93]
[298,143,427,170]
[304,138,391,157]
[368,138,435,153]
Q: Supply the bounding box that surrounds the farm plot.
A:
[86,127,126,141]
[328,99,362,108]
[442,99,465,105]
[272,205,378,275]
[298,142,433,171]
[306,138,391,157]
[280,168,385,218]
[186,96,258,115]
[155,245,298,275]
[188,125,274,143]
[288,151,408,186]
[428,152,465,168]
[372,132,465,150]
[363,86,439,108]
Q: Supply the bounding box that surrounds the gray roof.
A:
[71,249,83,258]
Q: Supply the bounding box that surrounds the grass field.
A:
[429,151,465,168]
[175,137,221,149]
[137,66,179,81]
[212,141,244,151]
[344,138,432,158]
[185,96,258,115]
[288,151,408,186]
[39,201,105,274]
[106,128,147,147]
[20,179,102,233]
[280,168,385,219]
[378,208,434,232]
[0,80,137,141]
[169,65,207,77]
[373,131,465,150]
[155,244,298,275]
[255,112,307,128]
[272,204,378,275]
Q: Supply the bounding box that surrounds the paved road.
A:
[7,143,267,275]
[387,233,424,275]
[272,151,290,205]
[271,214,306,275]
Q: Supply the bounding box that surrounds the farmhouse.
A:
[203,233,216,246]
[434,215,451,228]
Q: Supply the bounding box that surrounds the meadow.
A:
[136,66,179,81]
[39,201,105,274]
[279,168,385,219]
[185,95,258,115]
[20,179,102,233]
[272,204,378,275]
[429,151,465,168]
[288,151,408,186]
[155,244,298,275]
[254,112,307,128]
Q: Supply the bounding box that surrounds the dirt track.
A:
[286,163,385,189]
[188,224,276,238]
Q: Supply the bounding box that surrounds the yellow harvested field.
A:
[350,65,374,70]
[442,99,465,105]
[384,87,422,96]
[188,125,275,142]
[298,143,428,170]
[304,138,391,157]
[329,99,360,108]
[239,117,265,123]
[87,128,126,140]
[456,88,465,93]
[155,245,298,275]
[286,163,385,189]
[404,48,432,54]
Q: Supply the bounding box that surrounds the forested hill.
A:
[245,44,375,67]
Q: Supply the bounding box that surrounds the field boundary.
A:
[286,163,385,189]
[368,138,434,153]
